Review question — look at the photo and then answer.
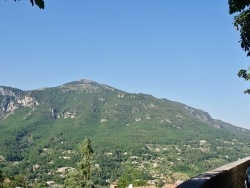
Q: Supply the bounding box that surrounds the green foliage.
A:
[64,171,83,188]
[78,139,94,183]
[0,175,27,188]
[0,170,3,188]
[229,0,250,15]
[35,181,47,188]
[64,139,94,188]
[30,0,44,9]
[229,0,250,93]
[118,167,147,188]
[13,0,44,9]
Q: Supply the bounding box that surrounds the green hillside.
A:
[0,79,250,186]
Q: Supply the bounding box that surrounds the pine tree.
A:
[0,170,3,188]
[64,138,94,188]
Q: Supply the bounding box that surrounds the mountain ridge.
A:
[0,79,246,131]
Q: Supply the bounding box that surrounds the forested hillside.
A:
[0,79,250,187]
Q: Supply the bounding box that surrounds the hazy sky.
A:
[1,1,250,129]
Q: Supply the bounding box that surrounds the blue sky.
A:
[1,1,250,129]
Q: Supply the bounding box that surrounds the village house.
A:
[110,182,118,188]
[46,180,55,186]
[56,167,75,173]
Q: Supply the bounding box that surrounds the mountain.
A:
[0,79,250,185]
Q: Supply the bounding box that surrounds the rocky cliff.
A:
[0,86,38,118]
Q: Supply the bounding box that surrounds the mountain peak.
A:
[60,79,115,92]
[63,79,95,86]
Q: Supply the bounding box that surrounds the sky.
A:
[0,1,250,129]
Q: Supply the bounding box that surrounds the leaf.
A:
[30,0,34,6]
[238,69,247,79]
[244,89,250,94]
[228,0,250,14]
[29,0,44,9]
[35,0,44,9]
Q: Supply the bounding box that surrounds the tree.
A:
[13,0,44,9]
[118,166,147,188]
[9,175,28,188]
[0,170,3,188]
[229,0,250,93]
[78,138,94,184]
[64,138,95,188]
[35,181,47,188]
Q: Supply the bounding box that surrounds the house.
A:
[162,180,183,188]
[46,181,55,185]
[162,184,177,188]
[134,186,157,188]
[110,182,118,188]
[56,167,76,173]
[3,178,11,183]
[32,164,40,170]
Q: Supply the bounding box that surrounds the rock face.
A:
[50,108,77,119]
[184,105,212,123]
[2,99,17,112]
[0,87,38,118]
[17,96,39,107]
[0,87,20,97]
